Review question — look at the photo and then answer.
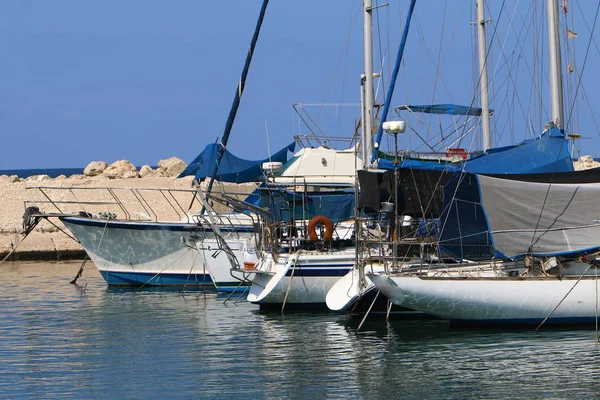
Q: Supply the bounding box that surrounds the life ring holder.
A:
[307,215,334,242]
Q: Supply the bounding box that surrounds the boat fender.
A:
[307,215,334,242]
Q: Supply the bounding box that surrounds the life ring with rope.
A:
[307,215,334,242]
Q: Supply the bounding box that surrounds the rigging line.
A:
[446,0,509,151]
[315,2,361,124]
[430,0,448,104]
[526,5,600,249]
[572,2,600,142]
[137,247,194,291]
[293,104,323,143]
[535,259,594,332]
[374,0,386,98]
[486,1,545,138]
[565,1,600,131]
[426,0,471,106]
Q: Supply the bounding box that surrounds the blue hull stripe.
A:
[284,267,352,277]
[101,271,214,287]
[60,216,254,233]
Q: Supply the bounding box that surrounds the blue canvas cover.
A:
[396,103,488,116]
[377,127,573,175]
[378,158,460,172]
[179,142,296,182]
[463,127,573,174]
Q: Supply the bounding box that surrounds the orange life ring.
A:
[307,215,334,242]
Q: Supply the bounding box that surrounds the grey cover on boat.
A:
[478,175,600,258]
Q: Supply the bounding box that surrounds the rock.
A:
[69,174,86,179]
[84,161,108,176]
[103,160,139,179]
[0,175,10,184]
[26,174,52,182]
[9,175,20,183]
[139,165,154,178]
[573,155,600,171]
[157,157,187,177]
[54,175,67,180]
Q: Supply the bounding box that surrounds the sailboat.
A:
[245,0,585,311]
[366,0,600,326]
[238,0,393,309]
[327,0,585,314]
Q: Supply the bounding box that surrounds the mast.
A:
[370,0,417,164]
[546,0,565,129]
[475,0,491,151]
[204,0,270,196]
[363,0,375,168]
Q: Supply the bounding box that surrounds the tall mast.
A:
[363,0,375,168]
[204,0,270,196]
[546,0,565,129]
[475,0,491,151]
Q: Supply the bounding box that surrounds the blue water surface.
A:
[1,261,600,399]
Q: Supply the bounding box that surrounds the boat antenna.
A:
[204,0,270,197]
[264,118,272,162]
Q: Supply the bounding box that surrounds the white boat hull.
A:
[61,216,253,287]
[195,237,250,293]
[369,273,600,325]
[246,250,355,308]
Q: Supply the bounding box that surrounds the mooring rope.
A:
[535,261,593,332]
[281,252,301,314]
[82,216,112,292]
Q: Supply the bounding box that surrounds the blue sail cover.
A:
[463,127,573,174]
[377,127,573,175]
[396,104,489,116]
[179,142,296,182]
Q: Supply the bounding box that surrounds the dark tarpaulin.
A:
[438,173,495,260]
[358,168,454,218]
[178,141,296,182]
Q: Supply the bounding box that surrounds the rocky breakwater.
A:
[0,157,257,261]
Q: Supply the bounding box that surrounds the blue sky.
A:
[1,1,598,169]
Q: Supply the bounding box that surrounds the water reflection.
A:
[2,262,600,399]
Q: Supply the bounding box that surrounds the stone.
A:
[0,175,10,184]
[26,174,52,182]
[103,160,139,179]
[69,174,86,179]
[83,161,108,176]
[9,175,20,183]
[157,157,187,177]
[139,165,154,178]
[54,175,67,180]
[573,155,600,171]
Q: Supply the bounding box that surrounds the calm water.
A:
[2,262,600,399]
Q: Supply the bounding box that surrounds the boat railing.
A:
[293,134,359,150]
[354,215,442,273]
[24,185,254,223]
